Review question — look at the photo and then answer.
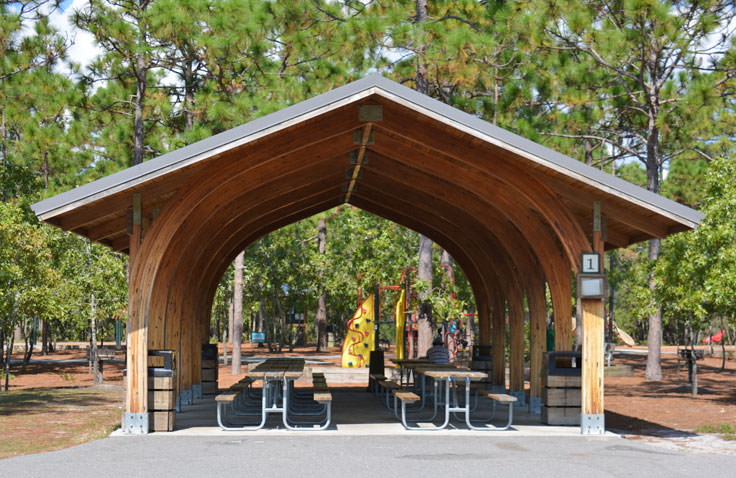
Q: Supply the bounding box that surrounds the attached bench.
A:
[465,392,517,431]
[215,392,238,403]
[392,390,429,430]
[378,380,402,408]
[283,374,332,430]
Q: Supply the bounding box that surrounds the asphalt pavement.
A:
[3,434,735,478]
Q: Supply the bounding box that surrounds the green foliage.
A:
[656,158,736,331]
[695,423,736,440]
[210,206,476,344]
[1,0,735,357]
[609,245,657,341]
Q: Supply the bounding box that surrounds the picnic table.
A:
[390,358,433,386]
[216,357,331,430]
[392,365,515,431]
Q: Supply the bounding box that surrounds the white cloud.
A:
[49,0,101,74]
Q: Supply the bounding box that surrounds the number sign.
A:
[581,253,600,274]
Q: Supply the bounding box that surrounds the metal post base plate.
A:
[581,413,605,435]
[192,384,202,400]
[123,412,149,434]
[180,389,193,406]
[528,396,542,414]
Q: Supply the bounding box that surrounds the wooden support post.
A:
[581,200,605,435]
[528,279,547,413]
[491,294,506,390]
[478,304,491,348]
[192,310,207,399]
[581,297,605,434]
[553,277,573,352]
[124,193,148,434]
[180,310,193,405]
[508,291,525,405]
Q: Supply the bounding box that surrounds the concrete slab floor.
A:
[112,387,614,438]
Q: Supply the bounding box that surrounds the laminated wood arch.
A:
[32,75,703,434]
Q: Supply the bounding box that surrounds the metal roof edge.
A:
[368,76,704,228]
[32,73,704,229]
[31,75,386,218]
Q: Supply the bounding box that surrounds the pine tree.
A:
[74,0,167,167]
[528,0,736,379]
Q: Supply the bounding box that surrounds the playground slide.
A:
[395,289,406,362]
[571,317,636,347]
[341,294,375,368]
[703,329,725,344]
[614,322,636,347]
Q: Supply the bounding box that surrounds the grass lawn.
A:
[0,387,123,459]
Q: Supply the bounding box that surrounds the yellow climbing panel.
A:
[395,289,406,362]
[341,294,375,368]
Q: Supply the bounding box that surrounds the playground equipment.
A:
[703,329,725,344]
[613,322,635,347]
[394,289,406,361]
[340,294,376,368]
[341,265,477,367]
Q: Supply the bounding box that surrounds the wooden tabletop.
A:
[422,370,487,380]
[411,363,468,371]
[247,358,305,379]
[390,359,433,366]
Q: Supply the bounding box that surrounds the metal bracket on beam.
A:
[349,151,369,165]
[123,412,149,435]
[358,105,383,122]
[133,193,142,226]
[353,129,374,145]
[180,389,193,406]
[192,384,202,400]
[581,413,605,435]
[345,167,363,179]
[593,200,601,232]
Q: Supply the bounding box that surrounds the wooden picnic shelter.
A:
[31,75,703,434]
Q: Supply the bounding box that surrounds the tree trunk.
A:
[278,298,286,351]
[133,55,147,166]
[257,301,265,348]
[231,251,244,375]
[440,249,453,273]
[720,317,726,371]
[257,301,265,333]
[4,332,14,392]
[42,319,49,355]
[184,59,194,130]
[417,234,433,357]
[315,217,327,351]
[608,253,616,345]
[22,331,32,368]
[644,112,664,380]
[224,292,233,366]
[90,293,99,383]
[414,0,429,95]
[414,0,434,358]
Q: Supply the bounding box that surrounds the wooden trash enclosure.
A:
[148,350,176,432]
[201,344,218,396]
[542,352,582,426]
[30,75,704,435]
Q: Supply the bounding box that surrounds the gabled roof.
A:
[32,74,703,253]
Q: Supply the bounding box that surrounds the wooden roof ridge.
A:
[31,74,703,228]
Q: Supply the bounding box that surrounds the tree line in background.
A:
[2,0,736,386]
